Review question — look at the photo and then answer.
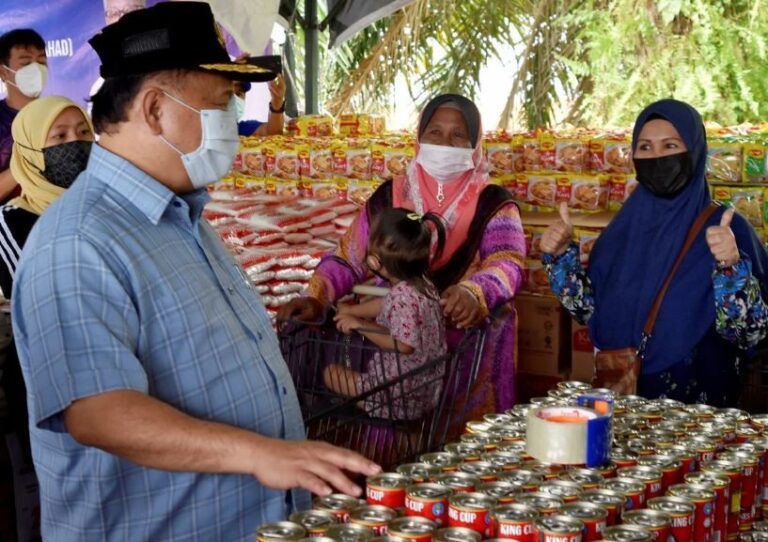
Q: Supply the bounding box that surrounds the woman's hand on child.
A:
[335,313,363,334]
[706,207,740,267]
[441,285,482,329]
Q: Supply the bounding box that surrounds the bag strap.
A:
[643,202,720,336]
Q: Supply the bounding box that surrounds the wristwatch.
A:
[269,101,286,114]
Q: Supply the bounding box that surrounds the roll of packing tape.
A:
[525,406,612,467]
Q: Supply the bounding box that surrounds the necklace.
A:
[436,182,445,206]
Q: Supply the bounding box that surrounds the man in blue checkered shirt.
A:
[10,3,379,541]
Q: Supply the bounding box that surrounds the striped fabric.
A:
[12,144,308,541]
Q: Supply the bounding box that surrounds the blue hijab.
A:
[587,99,768,373]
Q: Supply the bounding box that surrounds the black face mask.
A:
[41,140,92,189]
[633,152,692,198]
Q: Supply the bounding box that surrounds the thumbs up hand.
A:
[540,202,575,257]
[706,207,740,267]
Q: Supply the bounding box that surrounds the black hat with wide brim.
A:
[89,1,278,82]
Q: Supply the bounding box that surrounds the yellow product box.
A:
[286,114,335,137]
[527,175,557,209]
[575,227,601,267]
[338,113,386,136]
[273,141,301,180]
[308,138,334,179]
[347,178,378,206]
[486,139,515,176]
[608,174,638,211]
[554,137,588,173]
[520,135,541,173]
[568,174,609,212]
[588,137,632,174]
[538,132,556,172]
[731,186,765,228]
[742,143,767,183]
[707,141,743,183]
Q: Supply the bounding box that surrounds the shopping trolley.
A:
[278,288,488,470]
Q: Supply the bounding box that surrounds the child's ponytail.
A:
[420,212,447,264]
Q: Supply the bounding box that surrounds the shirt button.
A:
[173,201,182,208]
[227,286,234,294]
[282,386,287,395]
[257,332,263,340]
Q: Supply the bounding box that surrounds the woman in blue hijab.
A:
[540,99,768,406]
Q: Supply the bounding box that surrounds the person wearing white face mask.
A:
[10,3,380,541]
[0,29,48,206]
[280,94,527,423]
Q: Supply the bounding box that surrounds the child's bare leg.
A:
[323,364,361,397]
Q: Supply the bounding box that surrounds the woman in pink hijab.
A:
[280,94,526,418]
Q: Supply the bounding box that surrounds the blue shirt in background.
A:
[12,144,308,541]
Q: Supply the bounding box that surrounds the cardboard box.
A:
[516,293,570,375]
[517,371,568,403]
[570,320,595,383]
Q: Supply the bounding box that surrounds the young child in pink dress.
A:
[323,207,448,420]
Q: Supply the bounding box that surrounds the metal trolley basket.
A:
[278,292,487,470]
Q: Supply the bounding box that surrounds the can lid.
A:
[491,503,539,521]
[603,525,653,542]
[289,511,337,528]
[560,501,609,519]
[434,527,483,542]
[647,496,696,514]
[535,514,585,532]
[388,517,437,534]
[257,522,307,539]
[623,509,672,528]
[448,491,497,509]
[367,473,409,488]
[668,483,716,500]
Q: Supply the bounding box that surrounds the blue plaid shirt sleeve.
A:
[13,234,148,433]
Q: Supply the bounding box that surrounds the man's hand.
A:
[249,438,380,497]
[277,297,324,324]
[269,74,286,109]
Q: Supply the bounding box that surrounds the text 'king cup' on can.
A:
[560,502,607,542]
[491,503,538,542]
[448,492,496,538]
[622,509,672,542]
[668,483,716,542]
[366,473,409,510]
[387,516,438,542]
[406,484,451,526]
[647,496,695,542]
[533,514,584,542]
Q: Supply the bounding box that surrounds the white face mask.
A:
[159,92,240,189]
[234,95,246,121]
[416,143,475,183]
[4,62,48,98]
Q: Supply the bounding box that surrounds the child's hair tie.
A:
[407,212,423,223]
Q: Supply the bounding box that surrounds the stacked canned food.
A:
[256,382,768,542]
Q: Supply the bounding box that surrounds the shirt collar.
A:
[87,144,209,225]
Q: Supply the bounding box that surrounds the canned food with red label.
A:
[482,451,522,472]
[692,437,720,465]
[580,489,624,526]
[684,472,731,542]
[459,461,500,482]
[314,494,365,523]
[522,462,563,481]
[647,496,695,542]
[387,517,437,542]
[433,527,483,542]
[601,477,647,511]
[325,523,374,542]
[659,444,698,474]
[492,503,539,541]
[656,420,690,438]
[406,484,451,526]
[460,433,501,451]
[645,430,677,448]
[445,442,486,462]
[754,520,768,532]
[514,492,565,516]
[434,472,481,494]
[560,502,607,542]
[638,454,683,491]
[611,449,639,469]
[685,404,717,421]
[533,514,584,542]
[668,484,716,542]
[420,452,464,472]
[289,511,339,538]
[622,509,672,542]
[538,481,583,503]
[479,481,522,504]
[367,473,409,509]
[448,492,497,537]
[558,469,603,490]
[616,466,664,500]
[595,462,619,480]
[484,413,514,425]
[466,421,492,435]
[601,525,653,542]
[349,505,398,537]
[557,381,592,394]
[398,464,444,485]
[720,451,759,531]
[257,522,308,542]
[499,470,545,492]
[637,404,664,423]
[627,439,659,458]
[700,459,744,541]
[487,425,527,443]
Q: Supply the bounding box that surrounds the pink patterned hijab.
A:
[393,94,488,269]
